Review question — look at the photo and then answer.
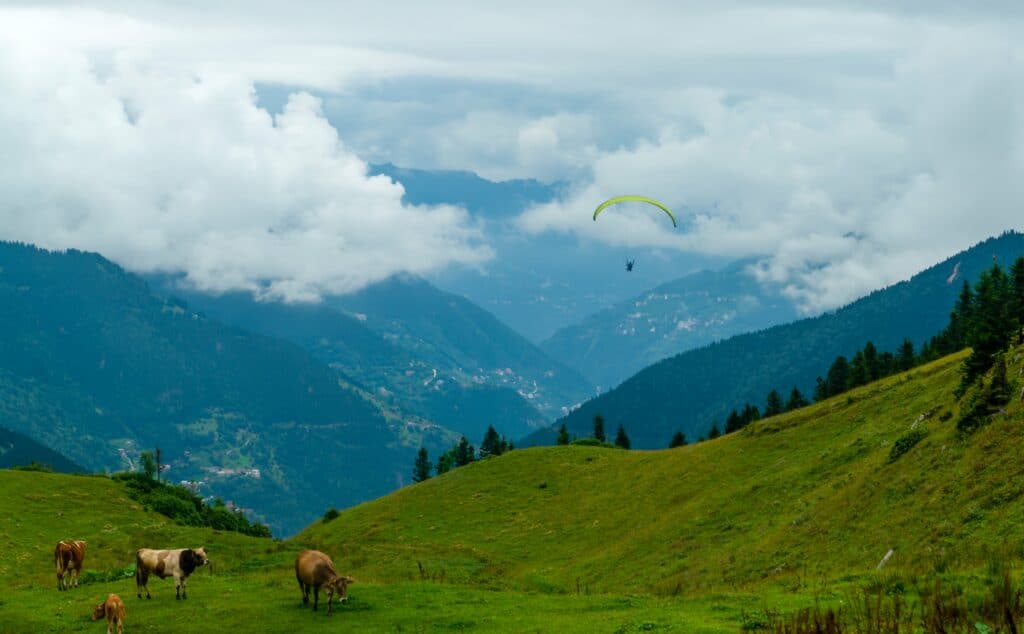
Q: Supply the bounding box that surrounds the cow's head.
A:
[192,547,209,567]
[91,603,105,621]
[332,576,355,603]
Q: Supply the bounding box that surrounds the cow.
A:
[54,540,86,591]
[294,550,354,616]
[135,547,209,600]
[92,593,126,634]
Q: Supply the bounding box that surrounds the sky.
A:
[0,2,1022,310]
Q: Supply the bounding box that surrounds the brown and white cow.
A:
[135,547,209,600]
[92,593,126,634]
[295,549,354,615]
[54,540,86,591]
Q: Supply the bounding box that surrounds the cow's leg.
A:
[175,573,181,600]
[56,571,63,591]
[181,575,188,600]
[298,578,309,605]
[137,570,151,599]
[313,585,319,612]
[326,586,335,616]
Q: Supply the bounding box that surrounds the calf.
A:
[135,547,209,600]
[92,593,126,634]
[54,540,86,591]
[295,550,354,615]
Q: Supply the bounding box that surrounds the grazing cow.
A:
[54,540,86,591]
[135,547,209,600]
[92,593,126,634]
[294,550,354,615]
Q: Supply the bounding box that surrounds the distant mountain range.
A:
[150,273,593,436]
[0,242,450,535]
[0,426,84,472]
[370,162,723,342]
[529,231,1024,448]
[541,261,799,388]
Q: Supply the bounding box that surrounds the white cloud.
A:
[1,3,1022,311]
[0,42,490,301]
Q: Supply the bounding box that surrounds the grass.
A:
[2,346,1024,631]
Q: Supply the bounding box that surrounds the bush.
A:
[889,428,928,463]
[571,438,617,448]
[322,507,341,523]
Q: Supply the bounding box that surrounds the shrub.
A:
[888,428,928,463]
[571,438,617,448]
[322,508,341,523]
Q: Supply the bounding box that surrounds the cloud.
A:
[0,39,490,301]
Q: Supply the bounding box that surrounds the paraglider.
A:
[593,196,677,272]
[592,196,677,227]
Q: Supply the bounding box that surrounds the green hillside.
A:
[536,231,1024,447]
[301,347,1024,600]
[4,344,1023,632]
[0,242,452,535]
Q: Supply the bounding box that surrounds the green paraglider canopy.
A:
[592,195,677,228]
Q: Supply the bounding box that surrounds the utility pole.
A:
[156,447,161,484]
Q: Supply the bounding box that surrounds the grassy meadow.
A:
[2,346,1024,632]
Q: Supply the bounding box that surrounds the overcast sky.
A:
[0,2,1021,309]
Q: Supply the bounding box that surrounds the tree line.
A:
[412,425,514,483]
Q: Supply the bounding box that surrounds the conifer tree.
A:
[764,389,783,418]
[786,386,809,411]
[897,338,915,371]
[556,424,570,445]
[479,425,504,458]
[708,422,721,439]
[725,409,743,433]
[436,449,455,475]
[669,431,687,448]
[1011,256,1024,337]
[412,447,432,482]
[741,403,761,426]
[848,351,868,390]
[454,436,475,467]
[614,425,631,449]
[863,341,880,381]
[813,376,828,402]
[825,356,850,398]
[963,264,1014,387]
[593,415,606,443]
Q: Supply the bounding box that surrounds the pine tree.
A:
[813,376,828,402]
[454,436,475,467]
[412,447,432,482]
[848,351,868,390]
[708,422,721,439]
[669,431,687,448]
[963,264,1014,387]
[480,425,503,458]
[140,451,157,480]
[614,425,631,449]
[556,424,570,446]
[897,338,915,371]
[825,356,850,398]
[786,386,809,411]
[436,448,455,475]
[593,415,606,443]
[725,409,743,433]
[1011,256,1024,338]
[942,280,974,355]
[764,389,783,418]
[741,403,761,426]
[863,342,880,381]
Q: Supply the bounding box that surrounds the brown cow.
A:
[135,547,209,600]
[54,540,86,591]
[92,593,126,634]
[294,550,354,615]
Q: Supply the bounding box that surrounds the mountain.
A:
[370,162,723,342]
[0,242,451,535]
[0,426,84,472]
[541,260,799,388]
[369,162,562,219]
[149,274,590,436]
[300,346,1024,603]
[529,231,1024,447]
